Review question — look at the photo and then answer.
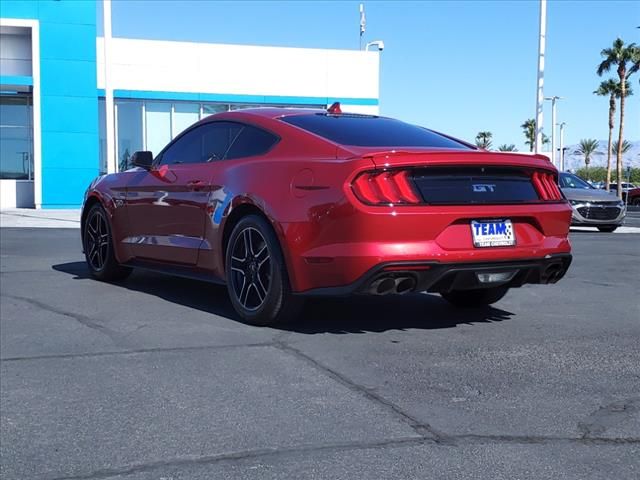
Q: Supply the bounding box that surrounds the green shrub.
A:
[575,166,639,184]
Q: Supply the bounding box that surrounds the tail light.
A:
[532,171,563,201]
[352,170,422,205]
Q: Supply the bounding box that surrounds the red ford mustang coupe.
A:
[81,106,572,325]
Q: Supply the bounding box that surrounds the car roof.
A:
[193,107,482,151]
[215,107,330,119]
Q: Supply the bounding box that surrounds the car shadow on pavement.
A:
[53,261,515,334]
[284,296,513,334]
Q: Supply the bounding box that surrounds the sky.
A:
[98,0,640,151]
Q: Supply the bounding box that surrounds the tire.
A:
[440,286,509,308]
[632,198,640,206]
[597,226,618,233]
[225,215,303,326]
[83,204,132,281]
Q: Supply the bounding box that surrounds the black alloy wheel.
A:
[229,227,272,312]
[226,215,303,325]
[85,207,109,272]
[83,204,131,281]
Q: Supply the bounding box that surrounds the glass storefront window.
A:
[230,104,263,111]
[0,95,33,180]
[116,100,143,171]
[145,102,171,161]
[173,103,200,137]
[202,104,228,118]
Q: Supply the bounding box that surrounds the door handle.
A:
[187,180,206,191]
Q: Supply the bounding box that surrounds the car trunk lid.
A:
[341,148,564,205]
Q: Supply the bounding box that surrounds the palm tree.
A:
[594,79,633,190]
[597,38,640,198]
[575,139,599,180]
[498,144,518,152]
[521,119,550,152]
[475,131,493,150]
[521,119,536,152]
[612,139,632,156]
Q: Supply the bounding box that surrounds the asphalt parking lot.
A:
[1,227,639,479]
[623,206,640,228]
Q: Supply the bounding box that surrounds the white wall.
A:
[96,38,379,109]
[0,180,34,209]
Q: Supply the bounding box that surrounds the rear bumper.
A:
[299,254,572,297]
[280,201,572,293]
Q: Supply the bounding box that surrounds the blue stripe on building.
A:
[96,89,379,106]
[0,75,33,86]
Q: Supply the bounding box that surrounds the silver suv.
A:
[559,173,626,232]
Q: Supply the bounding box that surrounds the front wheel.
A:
[225,215,303,326]
[440,286,509,308]
[597,226,618,233]
[83,204,132,281]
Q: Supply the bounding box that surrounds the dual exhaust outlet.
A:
[369,276,417,296]
[543,263,564,283]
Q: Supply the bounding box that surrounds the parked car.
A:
[609,182,637,202]
[81,105,573,325]
[627,187,640,206]
[559,172,626,232]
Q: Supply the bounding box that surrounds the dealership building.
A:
[0,0,380,209]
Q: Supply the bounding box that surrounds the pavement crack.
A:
[578,397,640,439]
[46,434,640,480]
[2,294,129,347]
[0,342,277,363]
[454,434,640,446]
[47,437,431,480]
[273,341,448,443]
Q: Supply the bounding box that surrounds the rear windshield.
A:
[280,114,472,149]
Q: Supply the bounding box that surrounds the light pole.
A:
[558,122,566,171]
[359,4,366,50]
[545,96,562,166]
[534,0,547,153]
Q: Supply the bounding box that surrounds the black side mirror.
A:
[131,151,153,170]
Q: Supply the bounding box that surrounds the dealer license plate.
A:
[471,220,515,247]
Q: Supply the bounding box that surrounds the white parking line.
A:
[571,226,640,234]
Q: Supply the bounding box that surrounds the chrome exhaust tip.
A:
[370,277,396,295]
[395,277,416,294]
[544,264,563,283]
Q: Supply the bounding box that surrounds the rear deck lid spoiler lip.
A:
[352,149,557,172]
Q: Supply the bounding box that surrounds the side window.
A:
[225,125,279,160]
[158,122,242,165]
[158,127,201,165]
[202,123,242,162]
